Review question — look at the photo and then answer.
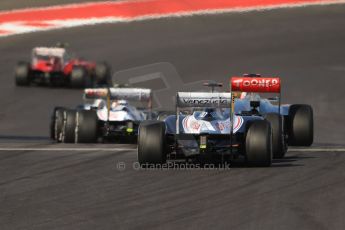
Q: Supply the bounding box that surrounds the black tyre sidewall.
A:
[245,120,272,167]
[71,67,90,88]
[54,108,65,142]
[138,121,167,165]
[63,110,77,143]
[265,113,286,159]
[95,62,111,86]
[15,62,30,86]
[288,104,313,146]
[50,106,65,139]
[76,110,98,143]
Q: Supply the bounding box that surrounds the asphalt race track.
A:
[1,3,345,230]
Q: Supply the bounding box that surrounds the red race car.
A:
[15,46,112,88]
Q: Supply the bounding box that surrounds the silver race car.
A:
[50,87,152,143]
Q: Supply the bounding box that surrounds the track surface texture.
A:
[0,2,345,230]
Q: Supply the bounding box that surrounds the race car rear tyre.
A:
[245,120,272,167]
[138,121,167,165]
[63,109,77,143]
[70,67,91,88]
[95,62,111,86]
[288,104,313,146]
[50,107,64,140]
[51,107,65,142]
[265,113,286,159]
[15,62,30,86]
[75,110,98,143]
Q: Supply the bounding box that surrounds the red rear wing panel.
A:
[231,77,281,93]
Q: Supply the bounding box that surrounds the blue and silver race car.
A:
[137,75,313,167]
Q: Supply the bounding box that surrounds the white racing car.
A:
[50,87,152,143]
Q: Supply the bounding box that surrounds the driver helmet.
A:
[110,100,128,110]
[198,108,218,121]
[117,100,128,106]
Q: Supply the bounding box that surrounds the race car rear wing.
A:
[84,88,152,101]
[32,47,66,58]
[230,77,281,93]
[84,88,153,120]
[229,76,281,109]
[176,92,231,108]
[175,92,231,135]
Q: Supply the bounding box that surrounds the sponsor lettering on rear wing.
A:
[229,75,282,117]
[230,77,280,93]
[177,92,231,108]
[84,88,152,101]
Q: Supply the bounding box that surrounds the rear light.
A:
[126,121,133,133]
[200,135,207,149]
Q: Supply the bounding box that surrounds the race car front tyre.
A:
[265,113,286,159]
[245,120,272,167]
[95,62,111,86]
[288,104,313,146]
[63,109,77,143]
[15,62,30,86]
[138,121,167,165]
[70,67,91,88]
[75,110,98,143]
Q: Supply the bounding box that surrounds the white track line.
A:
[0,22,43,33]
[0,148,135,151]
[0,147,343,152]
[288,148,345,152]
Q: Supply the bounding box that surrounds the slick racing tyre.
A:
[288,104,314,146]
[265,113,286,159]
[75,110,98,143]
[15,62,30,86]
[245,120,272,167]
[63,109,77,143]
[95,62,111,86]
[50,107,65,142]
[70,67,91,88]
[138,121,167,165]
[50,107,64,140]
